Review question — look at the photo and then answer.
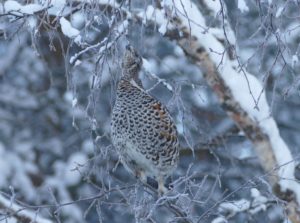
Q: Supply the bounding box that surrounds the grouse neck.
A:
[122,67,139,80]
[121,71,143,90]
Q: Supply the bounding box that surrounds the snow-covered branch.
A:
[0,194,52,223]
[212,188,276,223]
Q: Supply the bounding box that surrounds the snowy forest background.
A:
[0,0,300,222]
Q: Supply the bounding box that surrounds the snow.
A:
[43,0,69,16]
[276,6,284,18]
[74,35,82,45]
[210,28,236,46]
[238,0,249,13]
[0,194,52,223]
[214,189,269,219]
[292,54,298,68]
[70,19,128,64]
[250,188,260,197]
[219,199,250,213]
[0,141,38,201]
[64,91,73,103]
[60,17,80,38]
[18,4,42,14]
[191,87,209,107]
[202,0,222,16]
[4,1,43,15]
[72,97,78,107]
[142,5,168,35]
[4,1,24,12]
[82,139,93,153]
[212,216,227,223]
[71,12,85,29]
[143,58,173,91]
[249,188,268,214]
[142,58,158,74]
[158,21,168,35]
[160,0,300,203]
[27,17,37,30]
[64,152,88,186]
[174,45,184,56]
[74,59,82,67]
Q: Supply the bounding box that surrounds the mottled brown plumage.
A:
[111,45,179,193]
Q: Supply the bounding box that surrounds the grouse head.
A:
[122,45,143,79]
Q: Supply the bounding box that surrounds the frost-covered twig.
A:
[0,194,52,223]
[143,58,174,92]
[2,1,52,16]
[69,20,128,65]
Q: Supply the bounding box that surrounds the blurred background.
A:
[0,0,299,222]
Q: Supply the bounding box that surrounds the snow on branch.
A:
[3,0,43,15]
[59,17,80,39]
[69,19,129,65]
[212,188,275,222]
[0,194,52,223]
[2,0,52,17]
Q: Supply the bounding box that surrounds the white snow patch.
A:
[74,59,82,67]
[249,188,268,214]
[64,152,87,186]
[161,56,182,73]
[82,139,93,153]
[4,1,43,15]
[18,4,42,14]
[44,0,67,16]
[64,91,73,103]
[158,21,168,35]
[202,0,221,16]
[176,121,184,135]
[72,97,78,107]
[210,27,236,45]
[27,17,37,30]
[192,87,209,107]
[276,6,284,18]
[142,5,169,34]
[71,12,85,29]
[174,45,184,56]
[251,188,260,197]
[74,35,82,45]
[5,1,26,12]
[219,199,250,213]
[238,0,249,13]
[292,54,298,68]
[60,17,80,38]
[0,194,52,223]
[143,58,158,74]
